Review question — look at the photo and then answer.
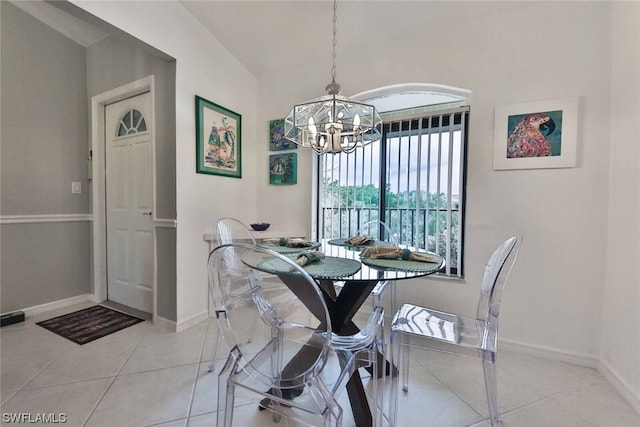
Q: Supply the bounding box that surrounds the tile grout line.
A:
[80,376,118,427]
[185,321,218,422]
[491,375,605,423]
[185,326,213,425]
[80,327,147,426]
[2,333,74,399]
[400,361,487,425]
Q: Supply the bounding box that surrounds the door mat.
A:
[36,305,144,345]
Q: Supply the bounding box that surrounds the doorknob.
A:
[142,211,152,216]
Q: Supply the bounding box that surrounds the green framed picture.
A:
[196,95,241,178]
[269,153,297,185]
[269,118,297,151]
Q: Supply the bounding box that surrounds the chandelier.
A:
[284,0,382,155]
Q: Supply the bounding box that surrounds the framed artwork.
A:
[269,153,297,185]
[269,118,297,151]
[196,95,241,178]
[493,97,578,170]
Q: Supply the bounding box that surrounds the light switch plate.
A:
[72,182,82,194]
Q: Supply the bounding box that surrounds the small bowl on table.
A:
[250,223,270,231]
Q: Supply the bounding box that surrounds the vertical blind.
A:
[317,106,469,277]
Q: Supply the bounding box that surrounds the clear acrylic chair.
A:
[336,220,398,312]
[209,243,386,427]
[208,217,259,373]
[389,236,522,426]
[216,217,257,246]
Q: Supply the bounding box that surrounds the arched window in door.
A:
[116,108,148,137]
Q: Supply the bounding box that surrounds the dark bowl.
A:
[250,223,270,231]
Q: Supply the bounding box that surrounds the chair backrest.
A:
[215,217,257,246]
[213,218,258,305]
[358,220,397,244]
[476,236,522,324]
[208,243,332,386]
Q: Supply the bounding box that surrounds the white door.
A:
[105,92,154,313]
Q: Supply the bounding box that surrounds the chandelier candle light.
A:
[284,0,382,154]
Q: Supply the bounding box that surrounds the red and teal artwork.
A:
[506,109,563,158]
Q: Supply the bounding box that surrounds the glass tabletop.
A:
[319,239,444,282]
[245,239,444,282]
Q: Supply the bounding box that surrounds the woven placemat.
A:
[361,256,443,273]
[327,238,387,248]
[259,241,321,254]
[300,256,362,279]
[257,256,361,279]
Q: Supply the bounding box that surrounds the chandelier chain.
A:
[331,0,337,84]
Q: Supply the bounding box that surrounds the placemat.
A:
[327,238,387,248]
[257,256,362,279]
[361,256,443,273]
[259,241,321,254]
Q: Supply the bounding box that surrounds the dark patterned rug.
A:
[36,305,144,345]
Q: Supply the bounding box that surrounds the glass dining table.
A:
[252,238,445,427]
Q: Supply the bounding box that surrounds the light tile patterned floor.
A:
[1,302,638,427]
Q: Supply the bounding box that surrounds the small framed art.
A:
[269,118,297,151]
[493,97,578,170]
[196,95,241,178]
[269,153,297,185]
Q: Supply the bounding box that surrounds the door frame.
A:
[90,75,157,322]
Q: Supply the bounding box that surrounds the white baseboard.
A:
[598,359,640,415]
[500,338,599,368]
[89,294,105,304]
[501,338,640,414]
[19,294,93,317]
[154,315,177,332]
[175,310,208,333]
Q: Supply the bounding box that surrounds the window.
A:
[116,108,147,137]
[315,104,469,277]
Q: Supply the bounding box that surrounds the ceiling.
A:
[179,1,531,78]
[10,0,109,47]
[15,0,530,78]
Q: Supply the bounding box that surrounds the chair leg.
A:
[217,348,240,427]
[401,336,410,392]
[208,332,222,373]
[482,350,501,426]
[388,330,400,427]
[371,330,387,427]
[389,281,396,320]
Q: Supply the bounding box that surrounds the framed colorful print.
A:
[493,97,578,170]
[269,153,297,185]
[196,95,241,178]
[269,118,297,151]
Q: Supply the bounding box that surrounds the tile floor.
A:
[1,301,639,427]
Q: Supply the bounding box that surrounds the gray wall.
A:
[86,36,177,321]
[1,2,90,312]
[1,224,91,309]
[1,2,177,321]
[86,36,176,220]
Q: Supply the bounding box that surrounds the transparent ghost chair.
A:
[209,243,386,427]
[389,236,522,426]
[336,220,398,312]
[208,217,259,373]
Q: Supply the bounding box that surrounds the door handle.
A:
[142,211,153,216]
